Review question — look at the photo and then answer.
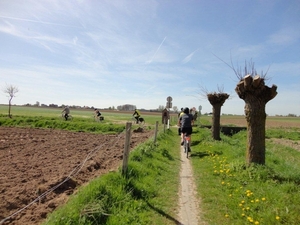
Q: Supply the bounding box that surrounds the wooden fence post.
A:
[154,121,159,143]
[122,122,132,176]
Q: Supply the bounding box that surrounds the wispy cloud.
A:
[145,36,167,65]
[182,49,199,64]
[0,15,82,28]
[0,20,25,38]
[268,27,300,46]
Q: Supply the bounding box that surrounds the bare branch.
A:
[212,53,271,81]
[4,84,19,98]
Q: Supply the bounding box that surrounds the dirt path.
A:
[177,146,206,225]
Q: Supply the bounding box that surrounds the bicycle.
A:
[183,133,191,158]
[94,115,104,122]
[132,116,145,126]
[61,113,73,121]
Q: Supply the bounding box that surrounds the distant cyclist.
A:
[62,106,70,121]
[94,108,102,119]
[178,107,193,146]
[133,109,141,124]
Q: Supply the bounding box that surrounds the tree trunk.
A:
[207,93,229,141]
[212,103,221,140]
[8,98,12,118]
[235,74,277,166]
[245,98,266,164]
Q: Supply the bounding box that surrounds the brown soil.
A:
[269,138,300,152]
[221,117,300,128]
[0,127,153,225]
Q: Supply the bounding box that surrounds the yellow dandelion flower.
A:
[241,200,245,204]
[241,213,245,217]
[276,216,280,220]
[254,221,259,225]
[239,203,242,207]
[262,197,266,201]
[221,181,225,185]
[255,199,259,202]
[225,214,229,218]
[251,200,254,203]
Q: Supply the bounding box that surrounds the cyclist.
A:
[178,107,193,147]
[61,106,70,121]
[178,107,184,118]
[132,109,141,124]
[94,108,102,119]
[177,107,184,135]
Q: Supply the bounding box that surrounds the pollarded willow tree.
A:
[207,92,229,140]
[203,86,229,140]
[234,61,277,165]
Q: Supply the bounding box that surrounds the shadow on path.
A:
[146,201,183,225]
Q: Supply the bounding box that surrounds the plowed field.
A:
[0,127,153,225]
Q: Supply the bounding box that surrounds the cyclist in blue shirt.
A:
[178,107,193,146]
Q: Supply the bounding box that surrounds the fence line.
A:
[0,123,160,224]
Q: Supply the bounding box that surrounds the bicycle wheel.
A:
[186,140,189,158]
[139,117,145,125]
[183,139,187,153]
[61,114,68,121]
[185,135,191,158]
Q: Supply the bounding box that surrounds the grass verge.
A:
[190,126,300,224]
[0,115,126,134]
[43,129,181,225]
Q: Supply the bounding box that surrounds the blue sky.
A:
[0,0,299,116]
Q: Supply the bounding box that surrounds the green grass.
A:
[266,127,300,141]
[0,114,126,134]
[190,127,300,224]
[0,105,172,127]
[0,105,167,133]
